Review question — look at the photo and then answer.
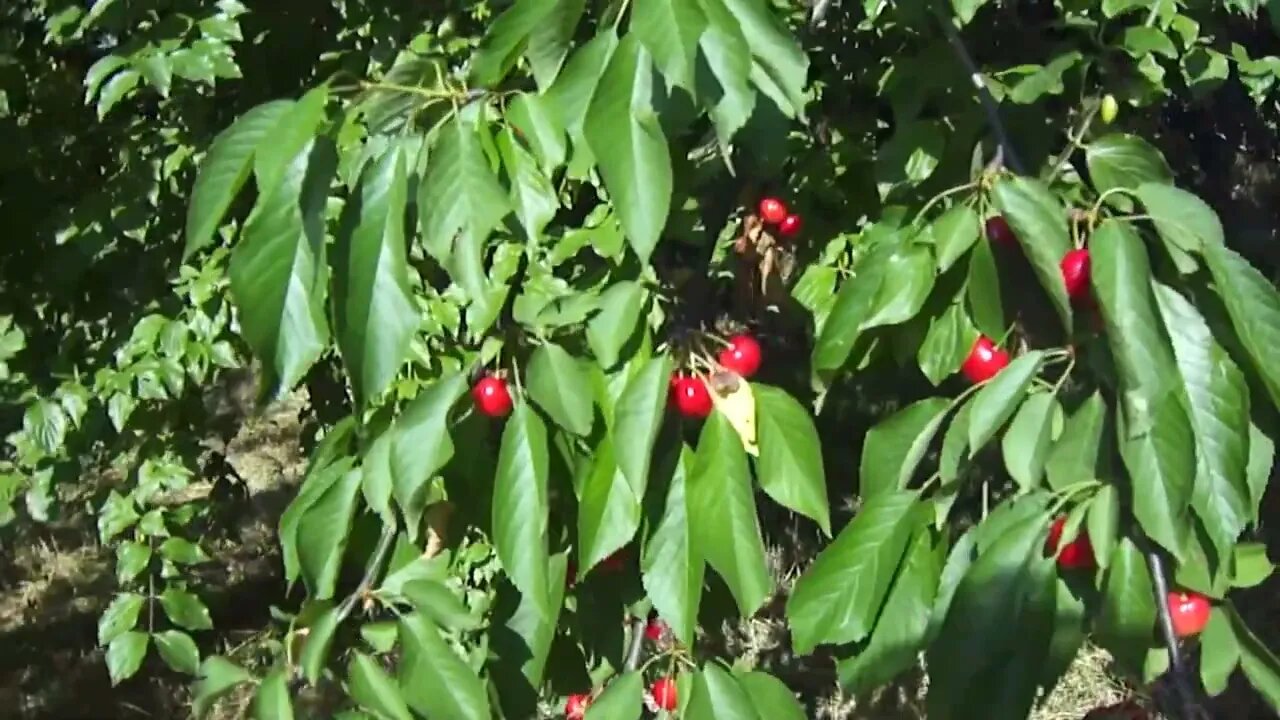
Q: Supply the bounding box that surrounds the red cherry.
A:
[565,694,591,720]
[1167,590,1212,638]
[717,334,763,378]
[1044,516,1096,570]
[671,375,713,418]
[778,214,803,238]
[651,677,678,711]
[960,336,1011,384]
[472,375,513,417]
[1061,248,1091,300]
[985,215,1018,247]
[758,197,788,225]
[645,619,667,642]
[565,559,578,588]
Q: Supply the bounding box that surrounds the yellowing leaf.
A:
[707,370,758,455]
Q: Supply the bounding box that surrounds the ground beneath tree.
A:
[0,376,1270,719]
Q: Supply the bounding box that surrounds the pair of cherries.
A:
[670,334,762,418]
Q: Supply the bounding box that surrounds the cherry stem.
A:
[912,181,978,225]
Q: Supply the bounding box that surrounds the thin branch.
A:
[624,617,647,671]
[1145,550,1209,720]
[336,523,398,622]
[932,2,1026,175]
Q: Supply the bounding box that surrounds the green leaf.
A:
[228,139,335,396]
[928,528,977,640]
[1134,183,1222,254]
[1001,392,1060,490]
[633,0,706,91]
[493,403,551,615]
[753,384,832,534]
[738,672,806,720]
[497,127,558,245]
[695,0,755,145]
[469,0,554,87]
[417,116,510,298]
[254,87,329,196]
[253,668,295,720]
[642,444,704,647]
[786,490,920,654]
[1086,134,1174,195]
[583,35,672,263]
[99,592,145,645]
[586,281,645,369]
[859,397,951,501]
[578,437,642,572]
[400,580,478,630]
[545,30,619,170]
[1045,392,1106,492]
[524,0,585,90]
[966,351,1045,451]
[1232,543,1274,589]
[159,587,214,631]
[398,612,492,720]
[1118,392,1194,561]
[686,663,758,720]
[837,529,941,693]
[966,238,1005,339]
[1090,220,1183,405]
[154,630,200,675]
[193,656,253,719]
[333,147,416,408]
[160,537,210,565]
[1248,425,1276,524]
[392,373,466,539]
[116,541,152,584]
[991,176,1073,330]
[107,631,149,686]
[720,0,809,117]
[185,99,294,258]
[300,607,339,685]
[861,244,936,330]
[1202,241,1280,410]
[918,301,980,386]
[926,511,1052,720]
[506,93,567,171]
[1088,484,1121,571]
[584,671,643,720]
[1199,608,1240,696]
[297,467,363,599]
[25,399,66,454]
[610,353,673,499]
[1153,283,1251,562]
[812,248,888,371]
[938,399,974,484]
[348,652,413,720]
[527,343,594,436]
[1094,537,1156,675]
[1228,604,1280,711]
[689,411,772,617]
[932,204,981,273]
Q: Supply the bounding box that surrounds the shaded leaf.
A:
[348,652,413,720]
[1001,392,1060,490]
[253,668,295,720]
[399,612,492,720]
[642,444,704,647]
[578,438,642,572]
[610,353,673,499]
[1202,241,1280,409]
[493,403,551,615]
[297,468,363,599]
[1046,392,1106,492]
[967,351,1045,451]
[859,397,951,501]
[585,671,643,720]
[991,176,1072,330]
[527,343,594,436]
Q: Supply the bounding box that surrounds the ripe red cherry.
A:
[960,336,1010,384]
[717,334,762,378]
[651,677,678,711]
[1167,590,1212,638]
[758,197,788,225]
[1061,248,1091,300]
[472,375,513,417]
[671,374,713,418]
[778,214,803,238]
[985,215,1017,247]
[565,694,591,720]
[645,619,667,642]
[1044,516,1096,570]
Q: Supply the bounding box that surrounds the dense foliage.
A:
[6,0,1280,718]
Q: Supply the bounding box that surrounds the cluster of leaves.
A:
[7,0,1280,718]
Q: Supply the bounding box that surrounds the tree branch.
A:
[336,523,398,622]
[624,617,647,671]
